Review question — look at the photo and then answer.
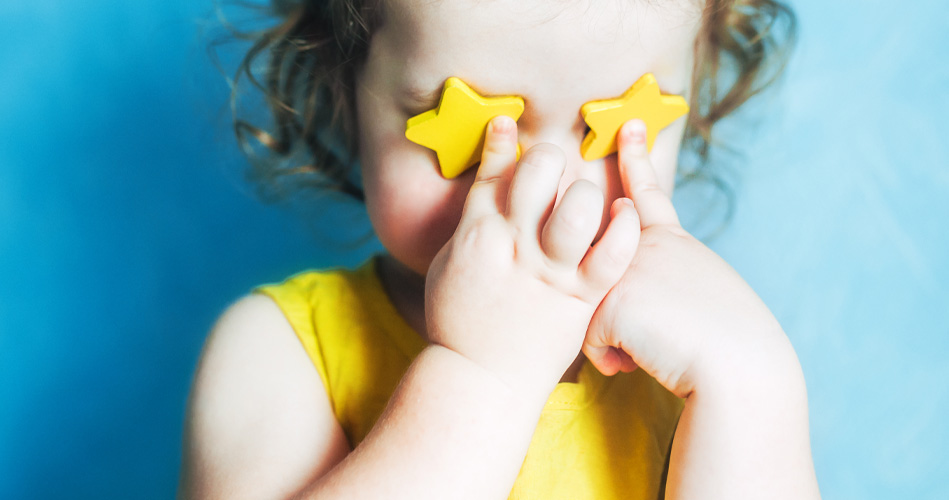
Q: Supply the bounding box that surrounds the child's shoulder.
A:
[180,292,350,497]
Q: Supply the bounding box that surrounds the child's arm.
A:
[178,294,352,499]
[180,289,556,500]
[665,344,817,499]
[181,116,639,499]
[582,120,822,499]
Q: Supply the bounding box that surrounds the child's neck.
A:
[377,253,428,338]
[376,253,586,384]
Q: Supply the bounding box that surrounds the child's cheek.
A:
[363,148,475,276]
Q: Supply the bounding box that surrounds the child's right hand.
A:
[582,120,800,399]
[425,115,641,397]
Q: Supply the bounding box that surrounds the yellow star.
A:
[580,73,689,161]
[405,77,525,179]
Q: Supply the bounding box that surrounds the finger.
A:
[584,343,623,377]
[505,143,566,231]
[578,197,640,292]
[464,115,518,219]
[615,349,638,373]
[540,179,603,268]
[617,119,681,228]
[583,315,639,377]
[583,312,624,376]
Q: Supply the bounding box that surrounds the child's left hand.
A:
[583,120,796,398]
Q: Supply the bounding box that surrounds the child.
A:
[180,0,821,498]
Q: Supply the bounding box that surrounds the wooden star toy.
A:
[579,73,689,161]
[405,77,525,179]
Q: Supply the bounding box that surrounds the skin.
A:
[357,1,699,359]
[179,0,822,498]
[360,1,820,497]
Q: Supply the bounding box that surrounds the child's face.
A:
[356,0,702,276]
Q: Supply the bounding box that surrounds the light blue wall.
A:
[1,0,946,498]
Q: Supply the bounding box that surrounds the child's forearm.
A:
[665,332,822,500]
[296,344,549,500]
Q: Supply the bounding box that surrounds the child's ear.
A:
[405,77,524,179]
[579,73,688,161]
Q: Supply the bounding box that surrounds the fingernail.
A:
[623,120,646,144]
[613,197,635,217]
[491,115,514,134]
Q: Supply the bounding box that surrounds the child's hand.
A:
[583,120,792,398]
[425,116,641,397]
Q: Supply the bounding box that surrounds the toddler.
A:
[180,0,821,498]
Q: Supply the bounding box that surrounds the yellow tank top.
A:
[257,258,683,500]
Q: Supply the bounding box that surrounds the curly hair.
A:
[224,0,796,214]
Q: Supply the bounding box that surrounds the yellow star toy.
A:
[579,73,689,161]
[405,77,525,179]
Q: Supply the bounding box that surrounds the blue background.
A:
[1,0,946,498]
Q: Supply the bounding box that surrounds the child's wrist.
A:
[422,343,559,411]
[689,326,805,400]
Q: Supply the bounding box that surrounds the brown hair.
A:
[223,0,796,213]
